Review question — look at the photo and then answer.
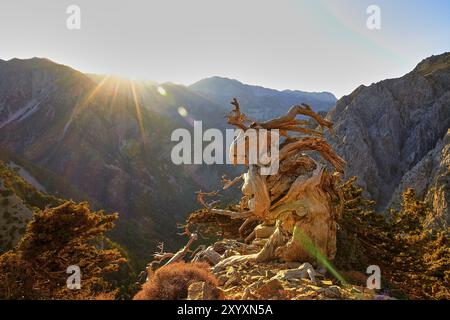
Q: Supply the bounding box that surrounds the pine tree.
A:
[0,201,126,299]
[335,181,449,299]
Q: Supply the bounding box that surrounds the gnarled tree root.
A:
[214,223,290,272]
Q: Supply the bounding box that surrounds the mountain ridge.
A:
[191,76,336,98]
[190,76,337,120]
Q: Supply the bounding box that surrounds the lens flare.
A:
[177,106,188,117]
[157,86,167,96]
[293,225,347,286]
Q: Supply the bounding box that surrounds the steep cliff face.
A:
[390,129,449,229]
[327,53,450,217]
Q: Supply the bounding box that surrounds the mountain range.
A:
[0,53,448,266]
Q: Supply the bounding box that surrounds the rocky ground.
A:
[187,239,396,300]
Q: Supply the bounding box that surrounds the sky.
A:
[0,0,449,98]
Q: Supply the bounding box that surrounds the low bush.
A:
[133,262,217,300]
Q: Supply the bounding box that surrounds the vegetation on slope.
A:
[336,177,449,299]
[0,162,138,299]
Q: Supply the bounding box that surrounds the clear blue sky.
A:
[0,0,449,98]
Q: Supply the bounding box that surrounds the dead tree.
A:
[203,99,345,269]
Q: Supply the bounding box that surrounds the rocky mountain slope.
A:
[0,160,62,252]
[327,52,450,224]
[0,58,202,265]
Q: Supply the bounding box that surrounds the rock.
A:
[319,285,342,299]
[217,275,228,286]
[192,246,222,265]
[256,279,283,298]
[187,281,224,300]
[213,239,248,255]
[328,53,450,213]
[213,242,228,254]
[272,262,316,282]
[224,274,241,289]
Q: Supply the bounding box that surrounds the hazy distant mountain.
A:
[190,76,337,120]
[328,52,450,227]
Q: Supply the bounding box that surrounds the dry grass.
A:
[133,262,218,300]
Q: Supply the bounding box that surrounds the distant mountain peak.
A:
[191,76,336,98]
[190,76,337,119]
[7,56,54,65]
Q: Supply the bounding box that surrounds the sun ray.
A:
[109,79,121,111]
[130,80,147,145]
[82,75,110,108]
[61,75,110,139]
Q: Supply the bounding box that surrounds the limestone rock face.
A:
[389,129,450,228]
[328,53,450,222]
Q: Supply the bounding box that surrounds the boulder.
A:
[272,262,316,282]
[319,285,342,299]
[255,278,283,298]
[187,281,224,300]
[192,246,222,265]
